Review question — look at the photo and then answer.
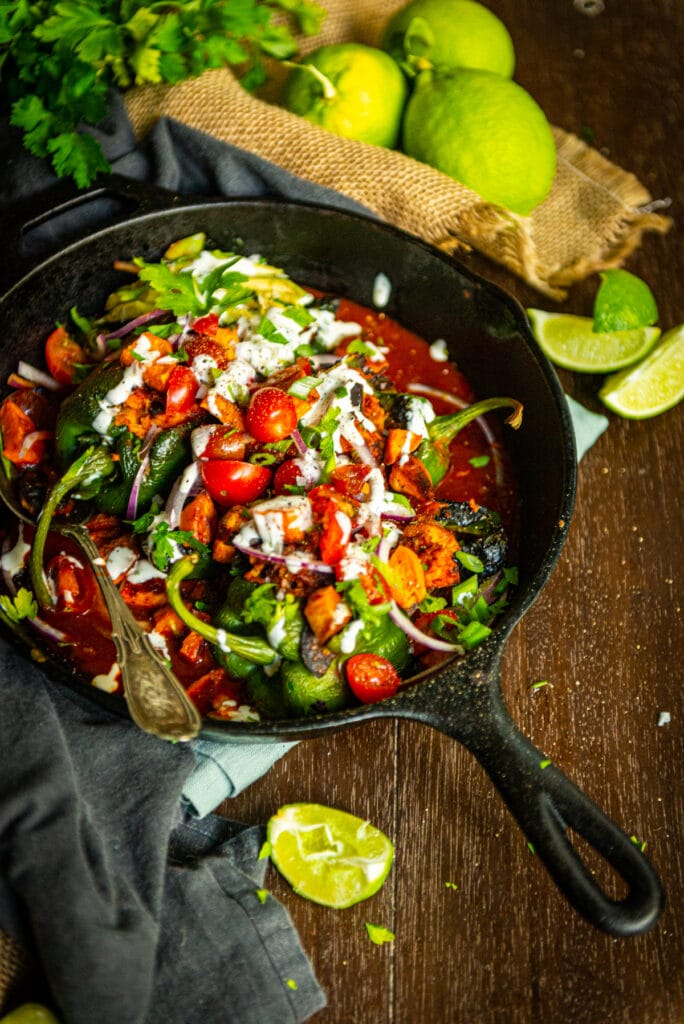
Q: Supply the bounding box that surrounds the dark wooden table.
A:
[225,2,684,1021]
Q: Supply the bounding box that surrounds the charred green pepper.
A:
[29,444,116,606]
[55,360,192,518]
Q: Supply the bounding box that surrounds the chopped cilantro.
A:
[630,835,647,852]
[0,588,38,625]
[258,316,289,345]
[346,339,378,357]
[255,889,269,904]
[444,881,458,890]
[455,550,485,574]
[417,593,447,614]
[286,979,298,990]
[283,305,315,327]
[539,759,552,770]
[527,841,536,855]
[469,454,490,468]
[146,521,210,572]
[365,923,395,945]
[530,680,549,692]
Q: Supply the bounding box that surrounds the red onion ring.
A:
[126,426,161,521]
[389,601,464,653]
[232,537,333,575]
[165,462,202,529]
[102,309,168,340]
[16,362,61,391]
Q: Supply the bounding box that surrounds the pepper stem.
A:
[428,397,523,447]
[29,445,115,607]
[166,555,278,665]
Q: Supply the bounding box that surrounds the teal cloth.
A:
[182,395,609,817]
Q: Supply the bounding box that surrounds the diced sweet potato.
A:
[384,429,422,466]
[400,519,460,589]
[387,544,427,609]
[389,456,433,503]
[180,490,218,545]
[304,586,351,645]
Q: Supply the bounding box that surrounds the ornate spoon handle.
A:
[60,524,202,742]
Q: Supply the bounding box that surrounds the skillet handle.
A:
[407,656,665,936]
[0,174,183,293]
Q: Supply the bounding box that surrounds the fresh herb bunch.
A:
[0,0,325,187]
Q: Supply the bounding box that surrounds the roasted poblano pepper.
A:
[55,360,192,518]
[166,555,279,672]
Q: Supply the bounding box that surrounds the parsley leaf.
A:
[2,0,325,186]
[0,587,38,625]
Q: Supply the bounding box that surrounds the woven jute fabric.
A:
[124,0,670,298]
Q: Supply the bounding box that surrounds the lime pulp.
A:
[527,309,661,373]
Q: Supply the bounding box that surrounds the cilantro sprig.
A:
[1,0,325,187]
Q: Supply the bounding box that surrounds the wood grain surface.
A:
[223,2,684,1021]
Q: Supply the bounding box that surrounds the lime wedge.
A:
[527,309,661,372]
[267,802,394,908]
[599,323,684,419]
[592,269,658,333]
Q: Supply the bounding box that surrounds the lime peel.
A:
[267,802,394,909]
[527,309,661,373]
[592,269,659,334]
[598,323,684,419]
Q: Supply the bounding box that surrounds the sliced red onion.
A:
[165,461,202,529]
[103,308,168,340]
[94,332,109,358]
[8,373,36,390]
[380,501,415,522]
[389,601,464,653]
[291,428,309,457]
[17,361,61,391]
[18,430,52,461]
[232,537,334,575]
[126,426,160,520]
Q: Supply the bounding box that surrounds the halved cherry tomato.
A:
[273,459,304,495]
[192,314,220,336]
[319,507,351,565]
[200,426,247,461]
[345,653,401,704]
[45,326,89,387]
[165,364,198,419]
[46,553,95,615]
[200,459,271,507]
[0,392,52,466]
[330,463,371,500]
[245,387,298,443]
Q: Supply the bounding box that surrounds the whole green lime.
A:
[281,43,408,147]
[402,68,557,215]
[382,0,515,77]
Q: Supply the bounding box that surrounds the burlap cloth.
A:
[124,0,671,299]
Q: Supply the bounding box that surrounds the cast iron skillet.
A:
[0,177,664,938]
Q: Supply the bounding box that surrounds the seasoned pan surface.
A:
[0,188,663,936]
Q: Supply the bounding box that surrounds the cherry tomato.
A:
[165,364,198,418]
[330,463,371,500]
[345,653,401,704]
[245,387,298,443]
[46,553,95,615]
[200,426,247,461]
[319,506,351,565]
[45,326,89,386]
[200,459,271,507]
[0,392,52,466]
[273,459,305,495]
[191,313,220,336]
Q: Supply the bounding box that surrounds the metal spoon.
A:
[0,468,202,742]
